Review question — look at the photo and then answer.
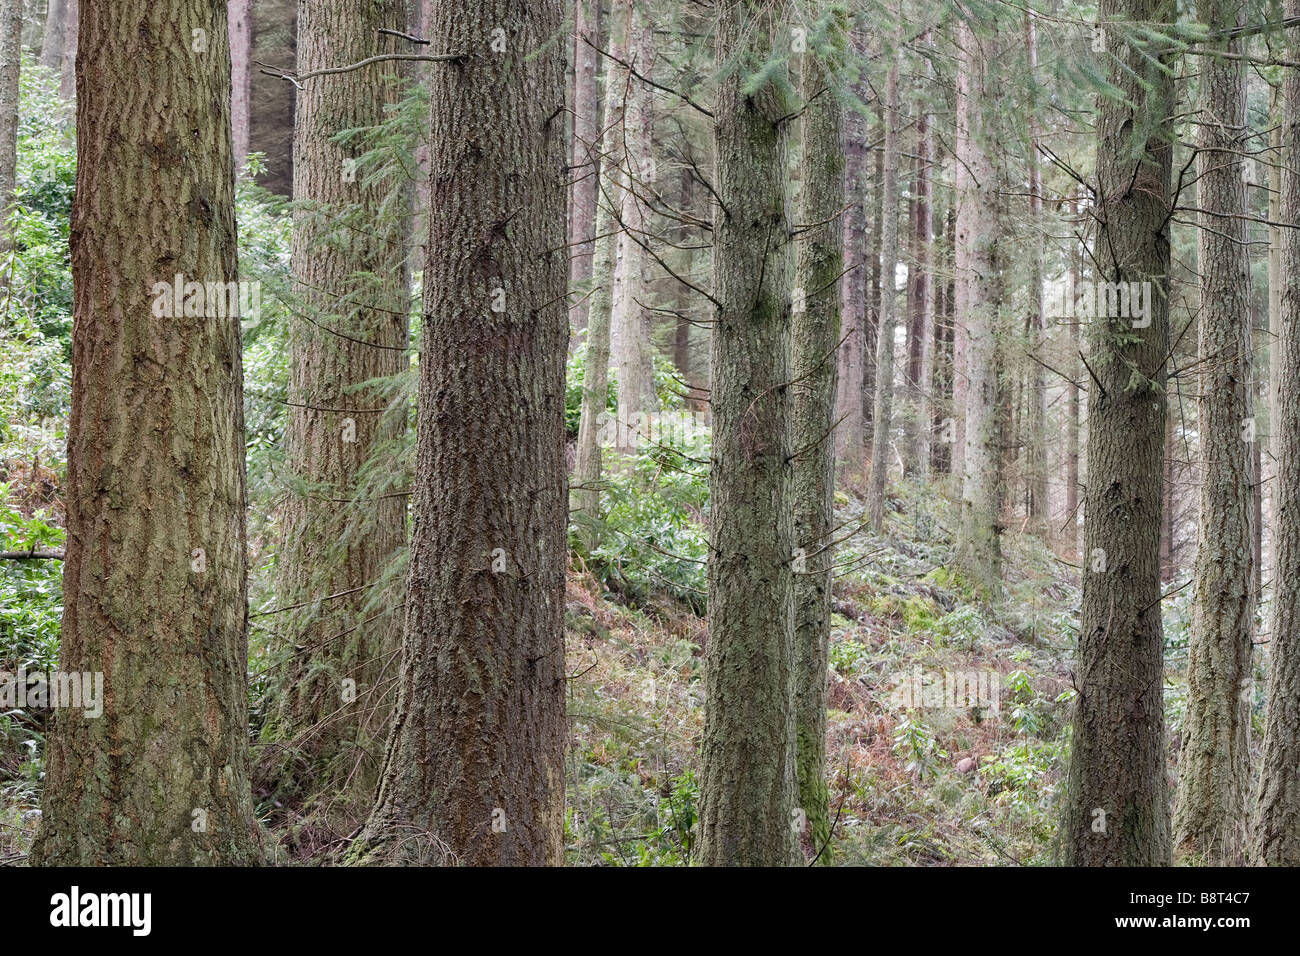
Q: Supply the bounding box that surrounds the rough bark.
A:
[1059,0,1175,866]
[263,0,411,817]
[30,0,261,865]
[349,0,568,866]
[1252,0,1300,866]
[1174,0,1254,864]
[698,0,799,867]
[866,50,899,532]
[792,16,843,862]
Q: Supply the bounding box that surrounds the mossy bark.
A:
[792,21,844,863]
[697,0,799,867]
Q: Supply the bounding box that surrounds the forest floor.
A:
[6,468,1175,867]
[563,480,1083,866]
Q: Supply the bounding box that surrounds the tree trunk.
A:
[30,0,261,865]
[836,58,868,471]
[59,0,75,100]
[0,0,21,265]
[248,0,295,195]
[1174,0,1254,864]
[864,112,881,447]
[610,4,657,439]
[954,20,1000,589]
[1059,0,1175,867]
[350,0,568,866]
[39,0,65,70]
[1024,11,1048,531]
[1066,198,1082,556]
[1252,0,1300,866]
[698,0,798,867]
[905,65,931,480]
[573,0,632,549]
[792,13,844,862]
[568,0,600,338]
[229,0,251,170]
[1268,89,1282,588]
[263,0,411,819]
[866,50,899,532]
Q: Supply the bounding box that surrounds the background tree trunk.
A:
[836,56,868,471]
[568,0,600,338]
[1253,0,1300,867]
[573,0,632,549]
[0,0,21,269]
[39,0,64,70]
[264,0,411,819]
[30,0,261,865]
[866,49,899,532]
[954,20,1000,589]
[350,0,569,866]
[58,0,74,100]
[610,5,657,439]
[229,0,251,170]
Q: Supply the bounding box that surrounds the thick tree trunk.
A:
[229,0,251,170]
[866,51,899,532]
[1252,0,1300,866]
[568,0,600,337]
[350,0,568,866]
[264,0,411,818]
[30,0,261,865]
[698,0,799,867]
[954,20,1000,588]
[1059,0,1175,867]
[792,17,844,862]
[1174,0,1254,865]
